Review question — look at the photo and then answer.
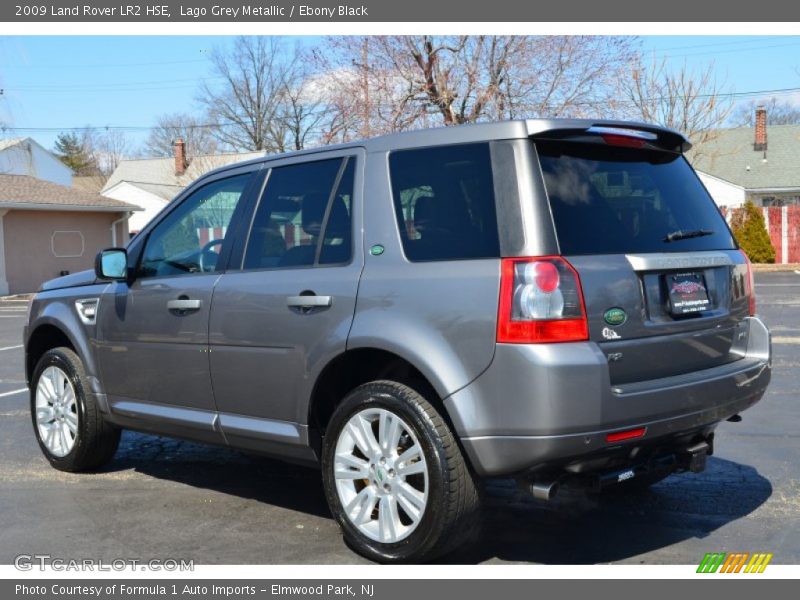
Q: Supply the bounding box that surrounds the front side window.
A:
[389,143,500,262]
[243,157,355,270]
[138,173,253,278]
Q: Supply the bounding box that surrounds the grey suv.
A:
[24,119,771,563]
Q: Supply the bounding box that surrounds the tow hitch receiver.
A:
[679,441,711,473]
[592,454,677,491]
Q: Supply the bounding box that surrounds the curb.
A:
[751,264,800,272]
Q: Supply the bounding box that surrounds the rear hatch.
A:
[534,129,752,386]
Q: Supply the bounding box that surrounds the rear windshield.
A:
[536,140,736,255]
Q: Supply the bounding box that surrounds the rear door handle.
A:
[286,295,332,308]
[167,299,202,312]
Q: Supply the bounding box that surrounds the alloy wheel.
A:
[333,407,429,543]
[35,366,79,458]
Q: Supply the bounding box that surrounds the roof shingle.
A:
[0,174,140,210]
[102,151,263,199]
[689,124,800,190]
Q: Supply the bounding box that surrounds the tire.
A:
[30,347,120,472]
[321,380,481,563]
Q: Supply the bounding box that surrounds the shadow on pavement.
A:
[106,432,772,564]
[442,457,772,564]
[109,430,332,519]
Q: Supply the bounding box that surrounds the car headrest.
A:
[301,193,350,238]
[301,193,330,236]
[413,194,471,236]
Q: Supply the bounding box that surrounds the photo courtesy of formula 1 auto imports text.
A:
[0,0,798,596]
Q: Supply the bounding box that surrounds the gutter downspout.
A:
[0,210,8,296]
[110,212,131,247]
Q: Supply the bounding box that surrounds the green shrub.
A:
[730,201,776,263]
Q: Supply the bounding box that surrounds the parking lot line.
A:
[0,345,23,352]
[772,336,800,344]
[0,388,27,398]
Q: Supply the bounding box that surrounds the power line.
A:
[2,85,800,135]
[2,58,210,70]
[649,39,800,60]
[3,76,223,92]
[645,36,780,52]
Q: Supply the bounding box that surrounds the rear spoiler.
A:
[526,120,691,153]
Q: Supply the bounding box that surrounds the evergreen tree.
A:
[730,200,776,263]
[53,132,94,175]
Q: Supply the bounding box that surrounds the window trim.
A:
[235,153,360,273]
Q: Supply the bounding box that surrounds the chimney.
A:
[754,106,767,151]
[174,137,188,176]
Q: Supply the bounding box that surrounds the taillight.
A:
[497,256,589,343]
[741,250,756,316]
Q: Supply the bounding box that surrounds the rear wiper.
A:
[663,228,714,243]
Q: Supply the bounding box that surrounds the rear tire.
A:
[31,347,120,472]
[321,380,481,563]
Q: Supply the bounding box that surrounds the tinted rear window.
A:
[537,141,736,255]
[389,143,500,262]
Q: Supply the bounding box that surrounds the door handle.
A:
[167,298,202,312]
[286,295,332,308]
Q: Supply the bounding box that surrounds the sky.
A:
[0,35,799,154]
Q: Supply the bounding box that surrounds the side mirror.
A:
[95,248,128,280]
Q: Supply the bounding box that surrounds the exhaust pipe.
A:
[529,480,560,501]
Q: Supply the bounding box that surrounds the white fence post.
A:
[782,206,789,264]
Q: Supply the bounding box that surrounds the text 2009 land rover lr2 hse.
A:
[24,119,771,562]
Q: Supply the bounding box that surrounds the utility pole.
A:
[361,37,371,139]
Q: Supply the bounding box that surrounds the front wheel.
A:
[31,347,120,472]
[321,380,481,563]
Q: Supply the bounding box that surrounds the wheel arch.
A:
[26,315,95,387]
[306,347,463,451]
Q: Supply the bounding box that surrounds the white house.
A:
[689,107,800,208]
[696,171,746,209]
[0,137,74,186]
[101,139,261,233]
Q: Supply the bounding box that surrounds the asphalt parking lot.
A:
[0,272,798,565]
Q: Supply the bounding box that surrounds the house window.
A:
[759,196,800,207]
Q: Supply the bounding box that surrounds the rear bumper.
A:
[446,316,771,476]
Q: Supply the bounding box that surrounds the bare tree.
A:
[318,36,638,134]
[144,112,219,157]
[198,36,299,152]
[621,57,733,153]
[96,129,129,176]
[730,97,800,126]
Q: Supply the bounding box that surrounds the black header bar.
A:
[3,0,800,22]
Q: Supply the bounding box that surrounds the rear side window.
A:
[389,143,500,262]
[243,157,354,269]
[537,141,736,255]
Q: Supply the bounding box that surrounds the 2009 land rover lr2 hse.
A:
[25,119,771,563]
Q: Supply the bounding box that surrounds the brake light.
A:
[497,256,589,343]
[741,250,756,316]
[600,133,646,149]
